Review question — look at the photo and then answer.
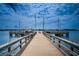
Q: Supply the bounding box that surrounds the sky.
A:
[0,3,79,29]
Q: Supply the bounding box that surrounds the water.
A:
[0,31,9,45]
[69,31,79,44]
[61,31,79,44]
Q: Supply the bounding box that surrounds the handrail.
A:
[0,32,36,56]
[43,32,79,56]
[0,33,34,50]
[45,33,79,50]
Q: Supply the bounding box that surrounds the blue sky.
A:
[0,3,79,29]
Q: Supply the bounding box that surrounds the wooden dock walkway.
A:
[21,32,64,56]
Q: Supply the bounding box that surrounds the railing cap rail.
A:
[44,32,79,49]
[0,32,35,50]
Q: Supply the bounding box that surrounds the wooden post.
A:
[70,47,74,55]
[7,47,11,56]
[53,37,55,43]
[8,47,11,52]
[50,36,52,40]
[20,40,22,48]
[25,37,27,43]
[70,47,74,51]
[28,35,30,40]
[58,40,61,48]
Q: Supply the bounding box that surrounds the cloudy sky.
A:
[0,3,79,29]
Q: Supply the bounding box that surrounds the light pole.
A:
[58,16,61,31]
[19,17,20,31]
[43,15,45,30]
[34,14,37,30]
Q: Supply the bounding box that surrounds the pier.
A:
[0,3,79,56]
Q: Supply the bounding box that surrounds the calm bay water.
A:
[69,31,79,44]
[0,31,19,45]
[62,31,79,44]
[0,31,9,45]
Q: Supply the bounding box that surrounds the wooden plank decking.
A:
[21,32,64,56]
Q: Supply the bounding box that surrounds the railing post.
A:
[70,47,74,56]
[20,40,22,48]
[56,38,61,48]
[53,37,55,43]
[8,47,11,52]
[70,46,74,51]
[58,40,61,48]
[28,35,30,40]
[25,37,27,44]
[26,36,29,44]
[29,34,32,40]
[50,36,52,40]
[7,47,11,56]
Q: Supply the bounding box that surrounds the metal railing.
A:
[43,32,79,56]
[0,32,36,56]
